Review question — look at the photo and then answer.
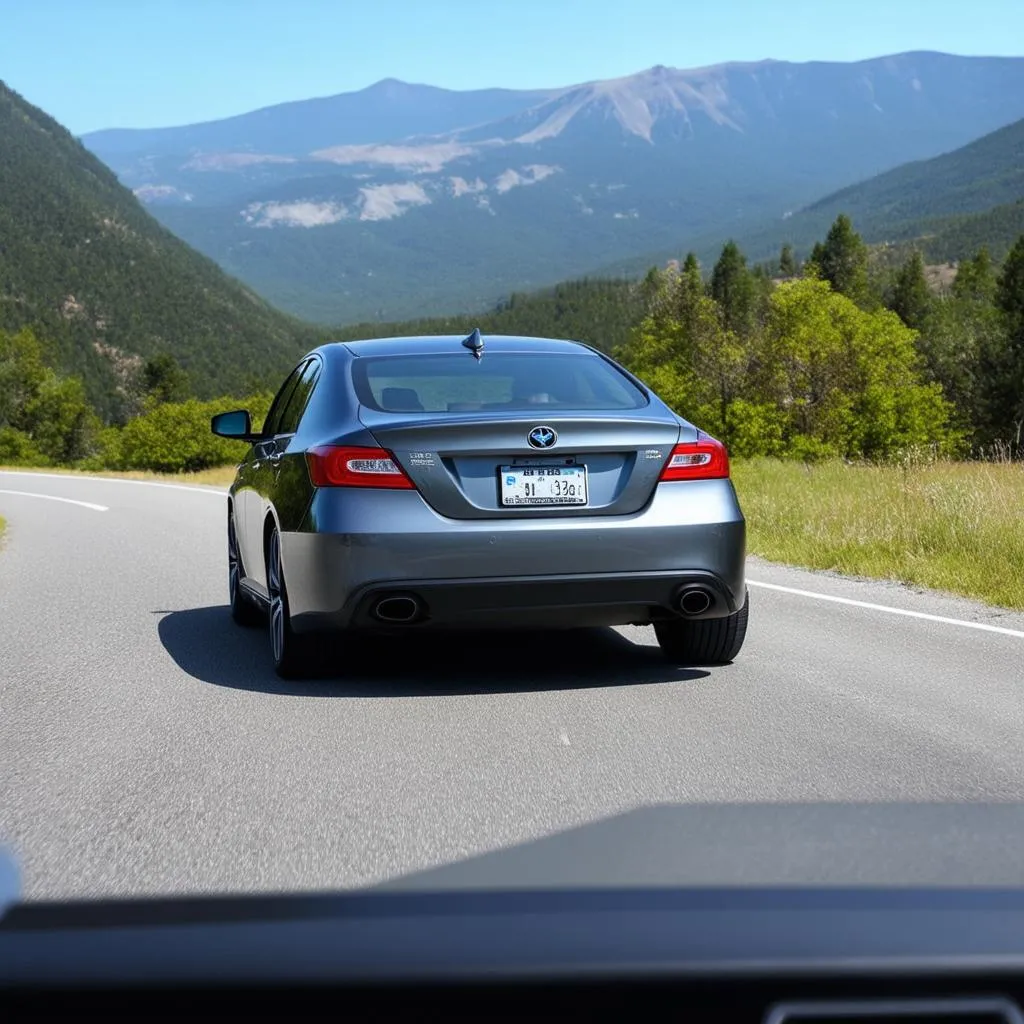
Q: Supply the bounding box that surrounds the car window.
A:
[262,360,309,437]
[276,358,322,435]
[352,352,647,413]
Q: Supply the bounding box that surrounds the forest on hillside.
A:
[2,213,1023,471]
[0,81,320,420]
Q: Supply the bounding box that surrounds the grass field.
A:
[733,457,1024,610]
[3,459,1022,610]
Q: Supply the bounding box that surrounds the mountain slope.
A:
[0,82,319,418]
[917,199,1024,263]
[81,52,1024,323]
[801,113,1024,225]
[599,115,1024,276]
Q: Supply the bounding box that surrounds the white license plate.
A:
[499,464,588,506]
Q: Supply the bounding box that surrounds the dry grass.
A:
[733,457,1024,610]
[0,464,236,487]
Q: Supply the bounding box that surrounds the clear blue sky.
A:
[2,0,1022,135]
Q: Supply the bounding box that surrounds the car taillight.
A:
[659,438,730,481]
[306,445,415,488]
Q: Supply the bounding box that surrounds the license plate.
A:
[499,464,588,506]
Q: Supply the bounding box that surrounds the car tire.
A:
[266,525,311,679]
[228,507,263,628]
[654,589,749,665]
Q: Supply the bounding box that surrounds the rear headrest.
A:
[380,387,424,412]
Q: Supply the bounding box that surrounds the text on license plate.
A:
[499,465,588,506]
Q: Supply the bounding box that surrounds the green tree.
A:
[639,266,667,311]
[808,214,869,305]
[0,327,99,464]
[889,250,931,330]
[911,249,1002,443]
[952,247,997,304]
[22,372,99,463]
[754,278,955,459]
[142,352,192,404]
[710,240,756,337]
[0,327,47,430]
[918,295,999,440]
[982,234,1024,444]
[779,244,798,278]
[669,252,704,319]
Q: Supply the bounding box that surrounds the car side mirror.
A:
[211,409,260,442]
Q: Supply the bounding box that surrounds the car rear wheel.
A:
[228,508,263,628]
[654,589,749,665]
[266,526,311,679]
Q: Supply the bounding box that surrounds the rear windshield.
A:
[352,352,647,413]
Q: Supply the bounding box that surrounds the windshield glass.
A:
[3,0,1024,933]
[353,352,648,412]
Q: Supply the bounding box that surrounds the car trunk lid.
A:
[359,409,691,519]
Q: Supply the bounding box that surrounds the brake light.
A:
[659,438,729,481]
[306,445,415,488]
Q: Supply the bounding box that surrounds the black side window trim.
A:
[275,357,323,438]
[262,360,310,438]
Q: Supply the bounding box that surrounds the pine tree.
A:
[673,252,703,316]
[811,214,869,304]
[995,236,1024,337]
[710,241,755,336]
[639,266,667,312]
[143,352,192,404]
[953,248,997,304]
[779,243,797,278]
[889,250,931,330]
[987,234,1024,443]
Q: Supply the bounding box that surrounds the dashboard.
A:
[3,885,1024,1021]
[6,804,1024,1020]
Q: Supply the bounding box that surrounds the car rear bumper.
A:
[282,479,745,632]
[339,568,744,631]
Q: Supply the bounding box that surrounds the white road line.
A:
[0,489,108,512]
[0,471,225,496]
[747,579,1024,639]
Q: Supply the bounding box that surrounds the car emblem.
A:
[527,425,557,449]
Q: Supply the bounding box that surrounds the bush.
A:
[0,426,48,466]
[725,399,787,458]
[77,426,125,471]
[110,394,272,473]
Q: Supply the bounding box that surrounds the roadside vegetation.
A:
[734,456,1024,610]
[2,213,1024,606]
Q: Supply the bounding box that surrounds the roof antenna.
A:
[461,327,484,361]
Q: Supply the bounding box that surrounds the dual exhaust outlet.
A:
[371,585,714,624]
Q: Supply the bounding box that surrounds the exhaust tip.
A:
[372,595,422,624]
[677,587,713,616]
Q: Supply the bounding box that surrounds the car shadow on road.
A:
[154,605,710,697]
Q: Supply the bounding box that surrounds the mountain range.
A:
[83,51,1024,323]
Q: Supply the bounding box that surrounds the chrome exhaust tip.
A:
[677,587,713,616]
[372,595,422,624]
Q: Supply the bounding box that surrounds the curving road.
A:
[1,468,1023,901]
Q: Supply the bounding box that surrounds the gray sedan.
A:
[212,332,748,677]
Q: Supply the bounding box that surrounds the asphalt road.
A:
[1,469,1023,901]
